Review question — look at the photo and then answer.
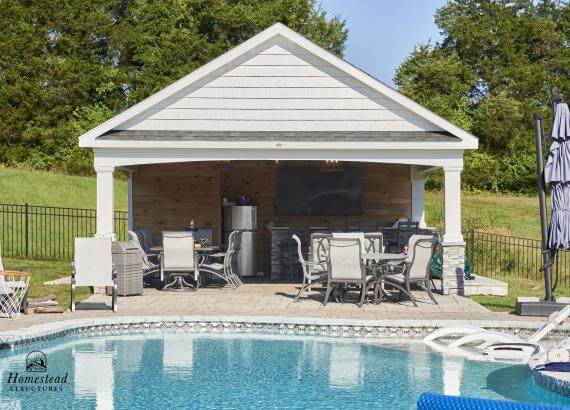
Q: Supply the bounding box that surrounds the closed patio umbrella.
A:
[517,94,568,314]
[545,102,570,250]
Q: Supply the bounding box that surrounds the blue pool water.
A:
[1,332,569,409]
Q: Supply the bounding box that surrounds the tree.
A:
[0,0,347,174]
[394,0,570,192]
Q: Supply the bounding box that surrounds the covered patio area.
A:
[79,23,478,295]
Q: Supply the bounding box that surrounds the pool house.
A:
[78,23,478,295]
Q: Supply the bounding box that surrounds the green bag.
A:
[430,252,474,280]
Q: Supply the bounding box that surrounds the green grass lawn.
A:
[4,257,91,311]
[425,191,543,239]
[0,167,127,210]
[470,275,568,312]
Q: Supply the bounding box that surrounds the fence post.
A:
[25,203,29,258]
[470,228,475,266]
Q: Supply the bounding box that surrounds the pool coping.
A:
[2,315,570,350]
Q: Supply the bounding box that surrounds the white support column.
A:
[442,165,465,295]
[95,166,115,239]
[443,166,463,243]
[410,166,427,228]
[127,171,134,230]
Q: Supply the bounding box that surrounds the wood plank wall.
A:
[132,161,411,276]
[132,162,221,243]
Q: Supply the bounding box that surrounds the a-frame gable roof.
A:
[79,23,477,149]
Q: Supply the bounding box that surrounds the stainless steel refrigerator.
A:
[223,205,258,277]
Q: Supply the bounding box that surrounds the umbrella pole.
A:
[533,113,554,301]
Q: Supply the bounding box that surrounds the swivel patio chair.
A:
[323,238,371,308]
[199,230,240,288]
[161,231,198,291]
[0,246,31,319]
[380,234,438,307]
[71,237,117,312]
[292,234,328,302]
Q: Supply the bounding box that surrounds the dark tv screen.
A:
[277,167,362,215]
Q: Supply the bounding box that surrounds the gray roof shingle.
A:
[98,130,460,142]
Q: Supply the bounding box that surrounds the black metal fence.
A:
[0,203,128,260]
[464,229,570,288]
[1,202,570,286]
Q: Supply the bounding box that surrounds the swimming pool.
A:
[1,332,569,409]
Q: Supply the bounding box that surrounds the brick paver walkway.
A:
[1,282,544,333]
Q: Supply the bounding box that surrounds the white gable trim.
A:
[79,23,478,149]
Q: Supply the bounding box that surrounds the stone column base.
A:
[441,241,466,295]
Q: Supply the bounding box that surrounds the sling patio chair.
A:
[292,234,328,302]
[161,231,198,291]
[135,228,155,254]
[323,237,373,308]
[379,234,439,307]
[71,237,117,312]
[199,230,241,288]
[128,230,160,280]
[0,246,31,319]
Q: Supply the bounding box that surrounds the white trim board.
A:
[93,147,464,168]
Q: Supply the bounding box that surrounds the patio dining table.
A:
[367,253,407,304]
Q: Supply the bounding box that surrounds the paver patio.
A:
[0,282,546,333]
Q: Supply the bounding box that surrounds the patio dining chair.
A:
[323,238,372,308]
[364,232,384,254]
[293,234,328,302]
[128,230,160,280]
[310,233,330,279]
[397,220,419,249]
[0,246,31,319]
[71,237,117,312]
[199,230,240,288]
[331,232,376,255]
[161,231,198,291]
[135,228,155,253]
[381,234,439,306]
[359,220,378,232]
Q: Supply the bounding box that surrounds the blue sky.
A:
[319,0,446,86]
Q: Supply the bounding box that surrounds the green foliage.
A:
[395,0,570,193]
[463,151,500,191]
[0,0,347,173]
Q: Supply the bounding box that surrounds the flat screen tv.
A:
[277,167,363,215]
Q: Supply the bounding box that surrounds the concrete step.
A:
[463,275,508,296]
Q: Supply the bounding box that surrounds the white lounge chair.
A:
[0,246,31,319]
[424,305,570,354]
[71,237,117,312]
[293,234,327,302]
